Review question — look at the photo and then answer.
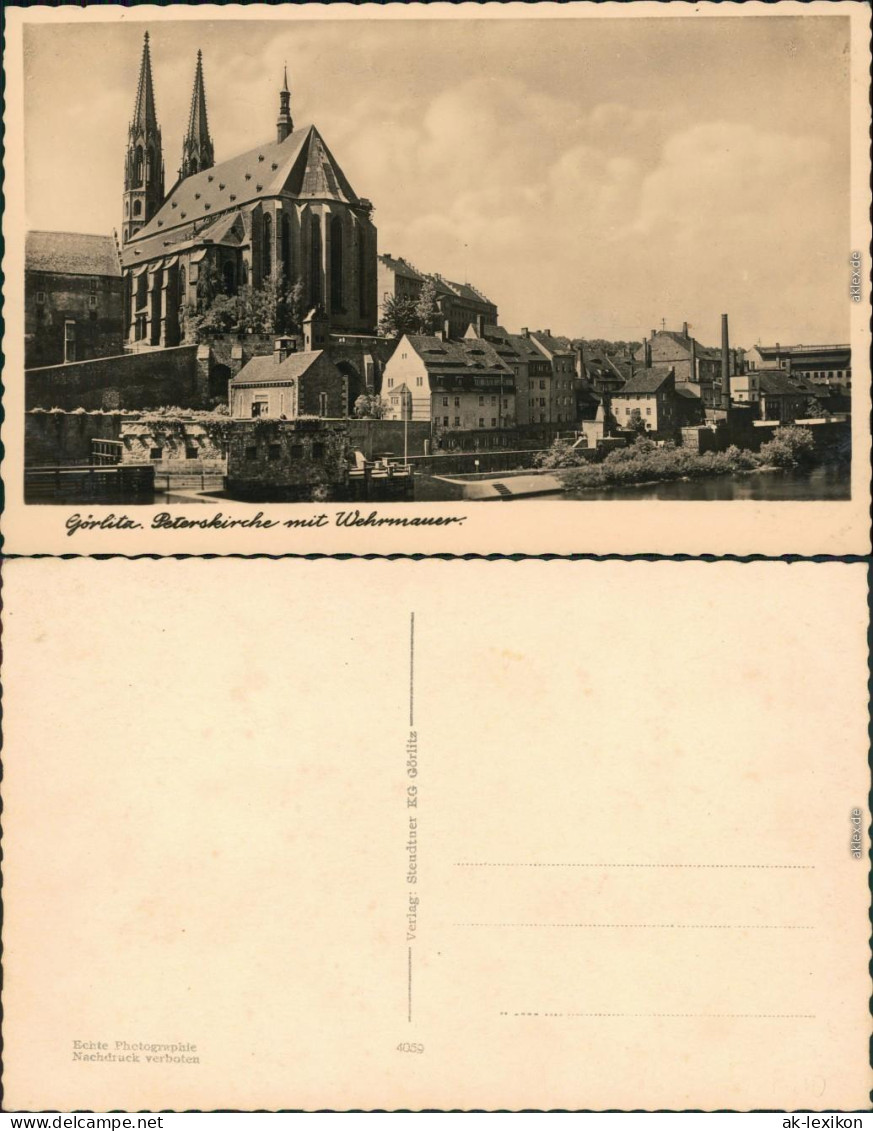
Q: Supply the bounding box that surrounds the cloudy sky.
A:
[24,13,851,347]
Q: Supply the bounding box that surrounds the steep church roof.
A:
[128,124,360,252]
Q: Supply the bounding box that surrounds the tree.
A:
[626,408,648,435]
[379,295,419,339]
[196,257,223,308]
[354,394,387,419]
[414,278,442,335]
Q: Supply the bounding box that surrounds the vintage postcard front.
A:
[1,1,870,556]
[2,558,870,1110]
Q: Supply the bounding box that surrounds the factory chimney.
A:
[721,313,731,410]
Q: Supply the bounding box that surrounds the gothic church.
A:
[120,33,378,348]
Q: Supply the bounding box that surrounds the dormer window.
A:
[157,220,163,226]
[219,183,225,190]
[207,174,214,182]
[245,173,251,181]
[258,154,265,162]
[172,201,178,209]
[194,192,201,199]
[181,211,187,218]
[256,183,263,191]
[229,194,236,201]
[271,162,278,170]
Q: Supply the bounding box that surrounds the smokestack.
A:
[689,336,697,386]
[520,327,529,338]
[721,313,731,410]
[644,337,652,368]
[682,321,689,338]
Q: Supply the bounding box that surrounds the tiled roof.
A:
[612,366,674,394]
[379,255,426,283]
[675,385,702,400]
[128,124,358,250]
[530,332,574,357]
[230,349,325,386]
[26,231,121,277]
[758,371,815,396]
[405,334,513,376]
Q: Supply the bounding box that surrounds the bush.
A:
[758,426,816,469]
[534,438,591,469]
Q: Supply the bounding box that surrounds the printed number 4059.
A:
[397,1042,424,1053]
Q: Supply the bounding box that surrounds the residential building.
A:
[746,343,851,392]
[526,330,577,424]
[25,231,124,368]
[381,334,515,429]
[377,254,428,324]
[119,34,378,349]
[462,323,550,426]
[757,371,818,423]
[634,323,726,409]
[229,337,346,419]
[609,366,683,437]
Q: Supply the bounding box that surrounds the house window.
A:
[387,378,394,388]
[268,444,281,461]
[186,446,199,460]
[454,416,460,427]
[312,442,325,459]
[442,397,448,407]
[89,295,98,308]
[150,447,163,460]
[36,291,46,305]
[491,396,496,405]
[443,417,449,427]
[290,444,303,460]
[252,399,268,417]
[646,407,652,415]
[244,446,257,461]
[454,397,460,407]
[319,393,328,417]
[64,320,76,363]
[539,381,545,390]
[416,377,423,387]
[491,418,497,427]
[478,418,485,428]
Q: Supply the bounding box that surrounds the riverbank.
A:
[549,427,846,493]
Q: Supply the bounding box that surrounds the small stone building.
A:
[229,340,346,419]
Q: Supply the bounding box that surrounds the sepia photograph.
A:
[16,6,862,504]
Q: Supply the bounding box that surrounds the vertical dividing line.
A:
[408,946,413,1023]
[409,612,415,728]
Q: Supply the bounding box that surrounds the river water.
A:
[541,464,850,503]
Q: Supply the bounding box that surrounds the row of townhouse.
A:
[377,254,498,342]
[380,323,580,427]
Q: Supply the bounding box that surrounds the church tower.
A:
[179,50,215,180]
[122,32,165,244]
[276,65,293,143]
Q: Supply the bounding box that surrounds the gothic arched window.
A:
[133,200,142,217]
[358,226,367,317]
[330,215,344,312]
[134,147,144,187]
[179,265,187,300]
[262,214,273,279]
[309,215,323,307]
[281,213,291,280]
[223,261,236,295]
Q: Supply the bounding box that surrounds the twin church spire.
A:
[122,32,293,243]
[179,49,214,180]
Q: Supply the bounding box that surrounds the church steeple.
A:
[179,50,215,180]
[122,31,165,244]
[277,64,293,143]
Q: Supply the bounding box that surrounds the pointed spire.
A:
[179,49,215,179]
[277,63,293,144]
[131,30,158,133]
